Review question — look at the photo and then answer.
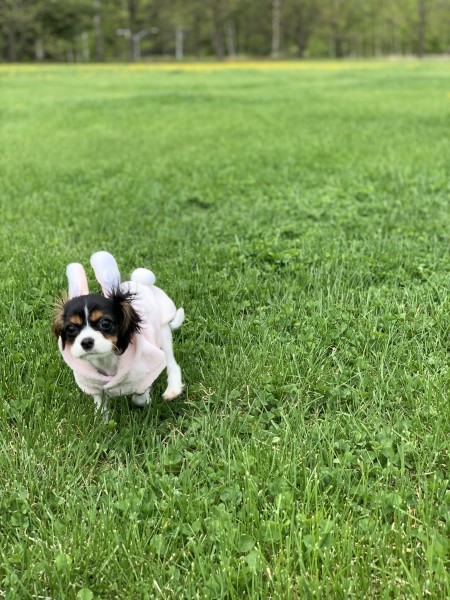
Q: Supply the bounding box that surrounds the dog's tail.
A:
[131,268,184,330]
[170,307,185,330]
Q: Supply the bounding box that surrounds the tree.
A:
[0,0,36,60]
[284,0,320,57]
[211,0,225,59]
[36,0,92,61]
[93,0,104,61]
[1,0,449,61]
[271,0,281,58]
[417,0,427,57]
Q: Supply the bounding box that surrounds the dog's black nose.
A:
[81,338,94,351]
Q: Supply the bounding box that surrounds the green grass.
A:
[0,61,449,599]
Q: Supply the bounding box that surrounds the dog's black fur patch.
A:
[53,290,141,353]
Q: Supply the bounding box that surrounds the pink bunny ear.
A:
[66,263,89,299]
[90,251,121,297]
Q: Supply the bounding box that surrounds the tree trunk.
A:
[212,1,224,60]
[35,37,44,60]
[127,0,139,61]
[335,36,344,58]
[175,28,184,60]
[417,0,426,58]
[296,30,306,58]
[271,0,281,59]
[5,0,22,62]
[93,0,104,61]
[225,20,236,57]
[81,31,90,62]
[192,10,201,57]
[294,9,306,58]
[7,22,17,61]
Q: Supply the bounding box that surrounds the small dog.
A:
[53,252,184,419]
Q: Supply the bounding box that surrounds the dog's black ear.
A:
[110,288,141,354]
[52,298,66,345]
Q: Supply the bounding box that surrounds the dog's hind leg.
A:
[161,324,183,400]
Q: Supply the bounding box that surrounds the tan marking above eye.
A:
[69,315,83,325]
[90,310,105,321]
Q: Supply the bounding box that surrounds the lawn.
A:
[0,60,449,599]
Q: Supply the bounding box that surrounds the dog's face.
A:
[53,290,141,359]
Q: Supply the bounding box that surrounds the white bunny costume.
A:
[58,251,184,400]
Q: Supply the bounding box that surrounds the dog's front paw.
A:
[163,386,183,401]
[93,395,109,422]
[132,389,151,407]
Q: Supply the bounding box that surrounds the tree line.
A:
[1,0,449,63]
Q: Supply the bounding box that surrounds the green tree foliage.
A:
[0,0,449,61]
[37,0,93,61]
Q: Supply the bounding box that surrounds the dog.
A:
[53,251,184,420]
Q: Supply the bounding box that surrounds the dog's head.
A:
[53,289,141,359]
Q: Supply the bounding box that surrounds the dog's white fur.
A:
[85,311,184,421]
[61,252,184,422]
[70,308,116,361]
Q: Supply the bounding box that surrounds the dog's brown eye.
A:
[99,318,112,331]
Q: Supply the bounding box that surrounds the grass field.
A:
[0,60,449,599]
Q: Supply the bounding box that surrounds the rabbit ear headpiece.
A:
[65,252,121,299]
[90,251,121,297]
[66,263,89,299]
